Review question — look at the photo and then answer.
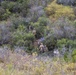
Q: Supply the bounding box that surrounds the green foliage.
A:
[0,0,76,59]
[0,0,29,20]
[73,7,76,16]
[0,7,5,20]
[74,20,76,28]
[45,0,75,20]
[38,17,48,26]
[44,36,57,51]
[12,25,26,46]
[11,17,30,29]
[57,38,67,48]
[64,52,69,62]
[12,25,35,52]
[25,33,35,41]
[67,40,76,48]
[32,17,48,39]
[1,1,9,9]
[64,48,76,62]
[17,0,29,17]
[57,39,76,48]
[49,17,76,39]
[1,1,15,11]
[57,39,76,62]
[2,9,11,20]
[72,49,76,62]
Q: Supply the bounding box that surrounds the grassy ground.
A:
[0,51,76,75]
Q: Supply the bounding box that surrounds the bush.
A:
[2,9,11,20]
[57,39,76,49]
[64,52,69,62]
[0,22,11,45]
[0,7,11,20]
[57,39,76,62]
[1,0,29,17]
[1,1,16,12]
[57,38,67,48]
[1,1,9,9]
[72,49,76,62]
[0,7,5,20]
[11,17,29,29]
[34,23,45,39]
[64,48,76,62]
[12,2,22,13]
[73,7,76,16]
[45,0,75,20]
[32,17,48,39]
[11,25,35,51]
[49,18,76,39]
[44,36,57,51]
[20,0,29,16]
[25,33,35,41]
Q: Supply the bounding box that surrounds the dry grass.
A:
[0,51,76,75]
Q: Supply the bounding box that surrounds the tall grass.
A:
[0,51,76,75]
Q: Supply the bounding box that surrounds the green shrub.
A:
[74,20,76,28]
[44,36,57,51]
[1,0,29,17]
[72,49,76,62]
[57,39,68,48]
[0,22,12,45]
[11,25,35,51]
[57,39,76,62]
[11,17,29,29]
[1,1,9,9]
[64,49,76,62]
[73,7,76,16]
[67,40,76,48]
[57,39,76,49]
[45,0,75,20]
[1,1,16,12]
[0,7,5,20]
[25,33,35,41]
[38,17,48,26]
[64,52,69,62]
[32,17,48,39]
[2,9,11,20]
[12,2,22,13]
[49,18,76,39]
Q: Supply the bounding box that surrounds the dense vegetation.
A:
[0,52,76,75]
[0,0,76,74]
[0,0,76,75]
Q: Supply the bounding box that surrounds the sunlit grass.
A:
[0,52,76,75]
[45,0,75,20]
